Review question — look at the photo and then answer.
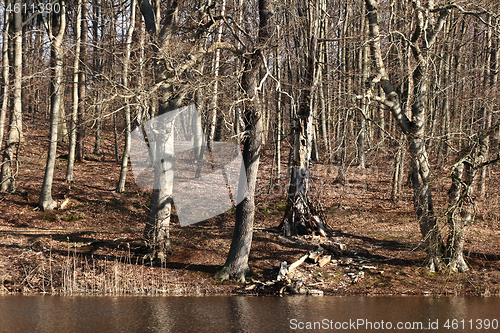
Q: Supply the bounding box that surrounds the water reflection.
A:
[0,295,499,332]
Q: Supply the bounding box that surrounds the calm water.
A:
[0,295,499,332]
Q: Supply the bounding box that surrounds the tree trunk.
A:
[217,0,274,282]
[275,25,282,181]
[208,0,226,147]
[117,0,136,193]
[446,162,469,272]
[446,121,498,273]
[391,135,406,201]
[409,60,442,271]
[216,89,262,281]
[0,1,11,151]
[143,106,176,261]
[76,0,89,162]
[57,83,68,142]
[66,0,82,183]
[92,0,103,156]
[1,0,23,193]
[358,15,369,169]
[478,109,491,198]
[40,0,66,210]
[280,0,326,237]
[139,0,179,262]
[365,0,447,271]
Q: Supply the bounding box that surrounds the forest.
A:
[0,0,499,296]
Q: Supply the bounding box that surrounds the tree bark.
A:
[365,0,446,271]
[0,0,11,152]
[66,0,82,183]
[117,0,137,193]
[275,25,282,181]
[76,0,89,162]
[447,162,469,272]
[478,109,491,198]
[39,0,67,210]
[217,0,274,282]
[208,0,226,149]
[140,0,179,262]
[1,0,23,193]
[92,0,102,155]
[280,0,326,237]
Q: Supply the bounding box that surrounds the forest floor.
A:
[1,121,499,296]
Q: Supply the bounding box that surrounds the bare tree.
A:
[217,0,275,282]
[280,0,327,237]
[39,0,67,210]
[1,0,23,193]
[138,0,239,261]
[66,0,82,183]
[447,124,500,272]
[0,0,11,151]
[75,0,89,162]
[364,0,446,270]
[364,0,500,271]
[117,0,137,193]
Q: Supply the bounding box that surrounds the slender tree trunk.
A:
[117,0,136,193]
[66,0,82,182]
[391,134,406,201]
[113,113,119,162]
[1,0,23,193]
[57,83,68,142]
[93,0,102,155]
[358,15,369,169]
[336,109,348,183]
[275,25,282,181]
[0,1,11,151]
[39,0,66,210]
[208,0,226,149]
[76,0,89,162]
[318,0,329,156]
[479,109,491,198]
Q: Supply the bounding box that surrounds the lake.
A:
[0,295,499,332]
